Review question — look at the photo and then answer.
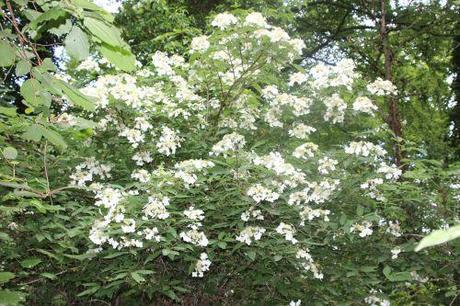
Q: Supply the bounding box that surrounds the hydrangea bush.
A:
[1,10,460,305]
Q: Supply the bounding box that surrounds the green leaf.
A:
[415,224,460,252]
[29,7,68,31]
[77,285,100,297]
[22,124,43,142]
[246,251,256,261]
[83,17,123,46]
[53,79,95,111]
[3,147,18,160]
[20,258,42,269]
[99,43,136,72]
[0,40,16,67]
[38,58,57,72]
[20,79,51,108]
[0,290,25,305]
[0,106,17,117]
[38,126,67,150]
[130,271,146,283]
[65,26,90,61]
[71,0,114,22]
[15,59,31,76]
[0,272,15,283]
[48,19,72,36]
[40,273,57,280]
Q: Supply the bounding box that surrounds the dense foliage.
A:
[1,1,460,305]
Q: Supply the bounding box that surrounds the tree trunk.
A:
[379,0,404,167]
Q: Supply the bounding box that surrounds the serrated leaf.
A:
[99,43,136,72]
[29,7,68,31]
[53,79,95,111]
[22,124,43,142]
[65,26,89,61]
[83,17,123,46]
[3,147,18,160]
[20,79,51,108]
[38,58,57,72]
[38,126,67,150]
[0,272,15,283]
[48,19,72,36]
[0,40,16,67]
[15,59,31,76]
[415,224,460,252]
[72,0,114,22]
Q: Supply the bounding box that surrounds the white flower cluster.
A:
[211,12,238,29]
[293,142,318,160]
[350,221,373,238]
[288,123,316,139]
[276,222,298,244]
[180,225,209,247]
[386,220,402,237]
[367,78,398,96]
[345,141,387,158]
[192,253,212,278]
[244,12,269,28]
[288,72,308,87]
[156,126,182,156]
[132,151,153,166]
[81,73,157,110]
[210,132,246,156]
[174,159,215,188]
[180,205,208,247]
[143,195,170,220]
[391,247,401,259]
[241,208,264,221]
[183,206,205,223]
[353,96,378,115]
[360,178,385,201]
[131,169,151,183]
[376,162,402,180]
[190,35,210,53]
[364,289,391,306]
[299,206,330,225]
[317,157,338,175]
[296,248,323,279]
[94,187,123,209]
[69,158,112,186]
[247,184,280,203]
[288,180,340,205]
[310,59,358,89]
[236,226,266,245]
[323,94,347,124]
[289,300,301,306]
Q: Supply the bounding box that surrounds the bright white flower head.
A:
[244,12,269,28]
[211,12,238,29]
[190,35,210,53]
[350,221,373,238]
[367,77,398,96]
[192,253,211,277]
[353,96,378,115]
[210,132,246,156]
[276,222,298,244]
[236,226,266,245]
[247,184,280,203]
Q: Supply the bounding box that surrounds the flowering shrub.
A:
[1,9,460,306]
